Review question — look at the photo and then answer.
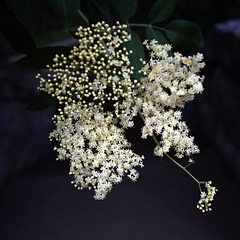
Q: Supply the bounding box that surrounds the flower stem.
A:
[128,23,165,32]
[78,10,89,26]
[184,161,195,169]
[164,152,200,183]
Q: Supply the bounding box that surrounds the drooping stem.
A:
[184,161,195,169]
[138,110,200,185]
[128,23,165,32]
[164,152,200,183]
[78,10,89,25]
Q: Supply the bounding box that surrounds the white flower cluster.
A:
[36,22,217,209]
[39,22,144,199]
[137,40,205,158]
[37,21,139,129]
[197,181,218,212]
[50,104,144,200]
[140,40,205,108]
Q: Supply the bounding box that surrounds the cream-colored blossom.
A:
[197,181,218,212]
[138,41,205,109]
[50,104,144,200]
[37,21,139,129]
[137,41,204,158]
[36,24,217,211]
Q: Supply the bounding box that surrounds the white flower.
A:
[37,21,138,128]
[197,181,218,212]
[136,40,204,158]
[50,104,144,200]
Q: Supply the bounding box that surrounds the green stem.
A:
[128,23,165,32]
[198,182,203,192]
[184,161,195,169]
[138,109,145,122]
[78,10,89,26]
[100,39,110,56]
[138,110,200,184]
[164,152,199,183]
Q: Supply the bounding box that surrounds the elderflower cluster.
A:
[136,40,205,158]
[50,104,144,200]
[38,22,144,200]
[197,181,218,212]
[37,21,139,128]
[36,21,217,210]
[140,40,205,108]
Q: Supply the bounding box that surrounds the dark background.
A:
[0,0,240,239]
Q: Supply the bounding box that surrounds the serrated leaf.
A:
[15,46,72,69]
[0,1,36,54]
[165,19,204,50]
[46,0,81,29]
[149,0,177,23]
[6,0,43,36]
[123,29,145,81]
[27,91,58,111]
[115,0,138,23]
[145,26,168,44]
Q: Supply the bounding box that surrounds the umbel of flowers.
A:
[37,21,217,211]
[50,104,144,200]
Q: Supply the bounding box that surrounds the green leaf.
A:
[15,46,72,69]
[0,1,36,54]
[165,19,204,50]
[123,29,145,81]
[93,0,111,20]
[145,26,168,44]
[35,30,73,47]
[115,0,138,23]
[148,0,178,23]
[27,91,58,111]
[6,0,43,37]
[80,0,104,24]
[45,0,81,29]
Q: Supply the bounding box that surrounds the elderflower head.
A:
[37,21,139,129]
[37,22,144,200]
[50,104,144,200]
[35,20,217,211]
[197,181,218,212]
[140,40,205,108]
[136,40,204,158]
[137,40,217,212]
